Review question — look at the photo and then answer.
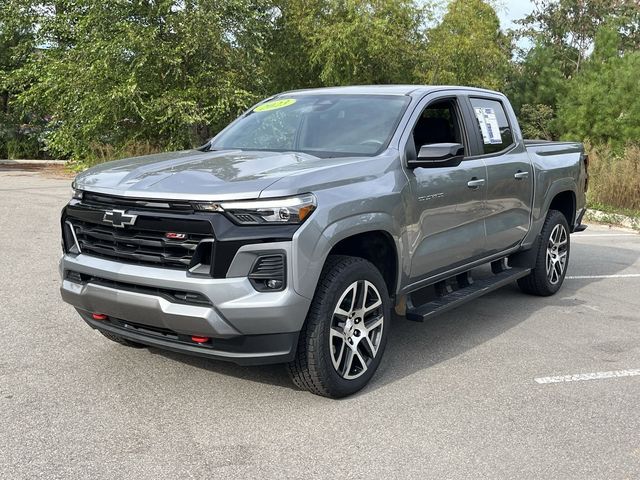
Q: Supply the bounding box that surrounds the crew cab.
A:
[60,86,589,397]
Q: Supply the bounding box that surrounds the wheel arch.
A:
[547,189,576,229]
[327,230,399,297]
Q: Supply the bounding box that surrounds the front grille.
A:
[69,219,211,270]
[82,192,194,212]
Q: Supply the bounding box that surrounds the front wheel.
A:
[518,209,570,296]
[287,255,390,398]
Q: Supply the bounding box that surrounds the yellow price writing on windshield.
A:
[254,98,296,112]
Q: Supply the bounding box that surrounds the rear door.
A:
[403,93,489,281]
[466,96,533,254]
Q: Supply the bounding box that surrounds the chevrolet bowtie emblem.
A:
[103,209,137,228]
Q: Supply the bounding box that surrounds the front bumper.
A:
[77,309,298,365]
[60,247,311,365]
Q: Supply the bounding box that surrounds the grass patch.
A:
[587,200,640,220]
[586,143,640,211]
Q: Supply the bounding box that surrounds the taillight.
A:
[582,154,589,192]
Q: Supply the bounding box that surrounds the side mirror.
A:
[408,142,464,168]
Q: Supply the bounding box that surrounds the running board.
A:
[405,267,531,322]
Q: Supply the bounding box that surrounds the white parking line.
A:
[535,369,640,384]
[566,274,640,279]
[575,234,638,237]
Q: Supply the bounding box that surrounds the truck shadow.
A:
[367,239,639,394]
[152,240,639,396]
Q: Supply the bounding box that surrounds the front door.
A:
[405,96,489,281]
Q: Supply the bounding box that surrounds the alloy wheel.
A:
[329,280,384,380]
[546,223,568,285]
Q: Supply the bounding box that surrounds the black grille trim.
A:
[69,219,212,270]
[82,192,194,212]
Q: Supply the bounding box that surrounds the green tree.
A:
[420,0,511,90]
[517,0,640,74]
[509,0,640,138]
[260,0,324,93]
[306,0,427,86]
[0,0,40,158]
[15,0,273,161]
[557,23,640,146]
[264,0,428,90]
[507,40,575,112]
[518,103,556,140]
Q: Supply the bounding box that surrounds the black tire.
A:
[287,255,391,398]
[518,209,570,296]
[99,330,147,348]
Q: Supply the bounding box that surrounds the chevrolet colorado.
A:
[60,86,589,397]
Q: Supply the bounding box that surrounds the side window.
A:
[412,99,465,156]
[469,98,514,155]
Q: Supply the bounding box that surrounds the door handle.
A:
[514,170,529,180]
[467,178,485,189]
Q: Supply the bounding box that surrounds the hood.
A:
[74,149,333,201]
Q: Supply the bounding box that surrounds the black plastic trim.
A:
[65,271,213,306]
[78,309,299,365]
[248,253,287,292]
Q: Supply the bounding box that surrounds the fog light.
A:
[92,313,108,321]
[266,279,283,289]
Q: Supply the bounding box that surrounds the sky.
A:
[496,0,535,31]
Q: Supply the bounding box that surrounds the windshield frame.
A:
[209,93,412,159]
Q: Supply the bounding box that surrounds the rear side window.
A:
[470,98,514,154]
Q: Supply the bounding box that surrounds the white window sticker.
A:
[474,107,502,145]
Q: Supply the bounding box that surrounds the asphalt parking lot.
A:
[1,168,639,479]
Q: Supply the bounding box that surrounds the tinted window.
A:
[213,94,410,158]
[470,98,514,154]
[412,99,465,154]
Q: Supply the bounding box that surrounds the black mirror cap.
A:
[408,142,464,168]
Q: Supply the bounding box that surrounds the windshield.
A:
[211,94,410,158]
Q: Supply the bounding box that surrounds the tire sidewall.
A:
[537,211,571,294]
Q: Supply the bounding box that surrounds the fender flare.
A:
[293,212,402,299]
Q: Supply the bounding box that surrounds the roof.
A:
[280,85,502,97]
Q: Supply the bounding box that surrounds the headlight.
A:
[71,181,83,200]
[193,193,316,225]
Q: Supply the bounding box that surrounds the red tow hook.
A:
[92,313,108,321]
[191,336,210,344]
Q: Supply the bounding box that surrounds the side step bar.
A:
[405,267,531,322]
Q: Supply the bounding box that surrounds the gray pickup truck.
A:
[60,86,588,397]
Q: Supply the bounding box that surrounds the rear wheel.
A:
[99,330,147,348]
[287,255,390,398]
[518,209,570,296]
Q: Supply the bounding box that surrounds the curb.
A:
[0,159,67,165]
[585,209,640,231]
